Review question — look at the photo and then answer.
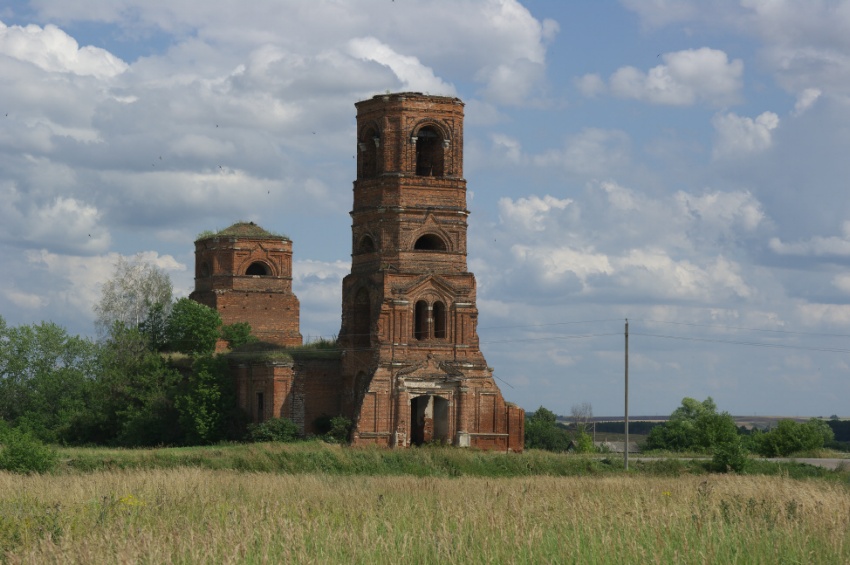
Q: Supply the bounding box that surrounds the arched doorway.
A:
[410,395,449,446]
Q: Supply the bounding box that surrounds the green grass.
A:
[55,442,850,482]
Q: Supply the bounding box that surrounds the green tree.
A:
[89,323,183,446]
[139,302,170,351]
[176,355,238,444]
[752,419,835,457]
[0,318,97,443]
[94,255,172,336]
[646,397,741,455]
[221,322,258,350]
[525,406,571,451]
[166,298,222,356]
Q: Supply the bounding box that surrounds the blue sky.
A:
[2,0,850,418]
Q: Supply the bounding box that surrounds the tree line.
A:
[524,396,838,471]
[0,256,290,449]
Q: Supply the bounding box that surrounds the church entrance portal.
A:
[410,395,449,446]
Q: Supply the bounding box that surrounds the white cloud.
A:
[0,20,127,78]
[674,190,764,232]
[832,273,850,294]
[491,133,523,164]
[793,87,821,116]
[624,1,850,99]
[498,194,571,232]
[22,250,184,322]
[599,180,639,212]
[511,244,613,287]
[616,250,751,300]
[4,289,48,309]
[476,58,545,106]
[712,111,779,159]
[769,222,850,257]
[28,196,110,252]
[575,73,606,97]
[533,128,631,176]
[348,36,456,95]
[292,259,350,338]
[796,302,850,327]
[485,180,768,307]
[610,48,743,106]
[0,183,110,254]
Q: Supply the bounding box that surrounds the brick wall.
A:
[190,232,302,347]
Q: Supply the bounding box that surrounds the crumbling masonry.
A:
[192,93,524,450]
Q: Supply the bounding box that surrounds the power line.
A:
[636,318,850,339]
[478,318,623,331]
[480,332,621,345]
[633,331,850,354]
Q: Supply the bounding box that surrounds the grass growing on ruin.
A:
[1,468,849,563]
[225,338,343,363]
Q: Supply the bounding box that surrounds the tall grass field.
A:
[1,444,849,563]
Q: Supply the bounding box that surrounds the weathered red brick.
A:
[192,94,523,450]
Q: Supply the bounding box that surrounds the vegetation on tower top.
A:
[196,221,289,241]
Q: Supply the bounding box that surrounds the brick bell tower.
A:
[190,221,302,349]
[338,93,524,450]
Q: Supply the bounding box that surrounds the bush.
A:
[248,418,299,443]
[645,397,740,454]
[525,406,571,452]
[752,419,835,457]
[712,436,748,473]
[221,323,258,349]
[573,430,595,453]
[0,429,58,474]
[313,415,353,443]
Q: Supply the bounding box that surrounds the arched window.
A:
[359,127,379,179]
[414,234,446,251]
[245,262,270,276]
[414,300,429,341]
[357,235,376,254]
[415,126,444,177]
[432,301,447,339]
[199,261,211,277]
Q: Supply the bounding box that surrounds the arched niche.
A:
[432,301,447,339]
[357,234,376,254]
[351,287,371,348]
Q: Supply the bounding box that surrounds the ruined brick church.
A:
[190,93,524,450]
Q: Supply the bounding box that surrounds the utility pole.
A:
[624,318,629,471]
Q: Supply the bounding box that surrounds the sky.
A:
[2,0,850,418]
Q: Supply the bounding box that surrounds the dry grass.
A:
[1,469,848,563]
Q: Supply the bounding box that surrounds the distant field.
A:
[2,465,848,563]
